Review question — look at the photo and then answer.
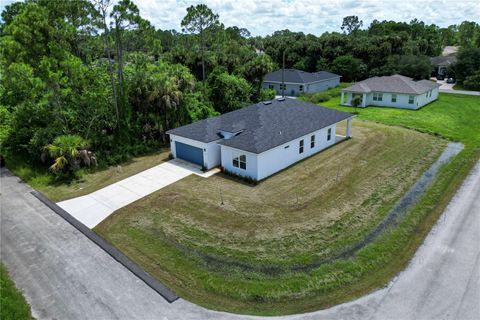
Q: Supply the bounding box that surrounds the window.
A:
[232,153,246,170]
[373,92,382,101]
[310,135,315,148]
[299,139,304,154]
[268,84,274,89]
[327,128,332,141]
[408,95,414,104]
[239,155,246,169]
[391,94,397,103]
[299,85,304,92]
[280,83,286,90]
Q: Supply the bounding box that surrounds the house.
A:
[430,55,457,77]
[263,69,341,96]
[166,98,354,181]
[341,75,441,110]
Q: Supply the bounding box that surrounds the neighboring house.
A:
[166,98,354,181]
[263,69,341,96]
[341,74,441,110]
[430,55,457,76]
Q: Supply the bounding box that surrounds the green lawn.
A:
[0,264,32,320]
[6,150,170,202]
[95,117,454,314]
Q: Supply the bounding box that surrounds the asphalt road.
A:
[1,162,479,320]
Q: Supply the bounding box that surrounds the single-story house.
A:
[263,69,341,96]
[341,74,441,110]
[166,98,354,181]
[430,55,457,76]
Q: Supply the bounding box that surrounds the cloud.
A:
[1,0,479,36]
[133,0,480,36]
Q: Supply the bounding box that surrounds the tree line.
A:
[0,0,478,176]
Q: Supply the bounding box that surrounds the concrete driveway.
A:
[57,159,218,228]
[1,161,479,320]
[434,79,480,95]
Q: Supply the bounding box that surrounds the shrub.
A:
[44,135,96,175]
[463,70,480,90]
[222,168,258,185]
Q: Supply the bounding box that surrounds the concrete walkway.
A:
[1,161,479,319]
[57,159,219,228]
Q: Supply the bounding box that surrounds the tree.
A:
[110,0,151,135]
[94,0,120,127]
[390,55,432,79]
[241,54,274,101]
[330,55,365,81]
[181,4,220,89]
[454,48,480,83]
[45,135,95,174]
[341,16,363,35]
[457,21,480,48]
[208,71,252,113]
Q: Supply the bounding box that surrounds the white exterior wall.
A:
[342,88,438,110]
[415,87,439,108]
[220,146,259,180]
[256,125,336,180]
[306,78,340,93]
[169,134,221,169]
[220,125,337,181]
[263,78,340,96]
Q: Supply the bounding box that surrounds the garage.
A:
[175,141,204,166]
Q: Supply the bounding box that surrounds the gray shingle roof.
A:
[263,69,341,84]
[342,74,440,95]
[166,98,353,154]
[430,55,457,66]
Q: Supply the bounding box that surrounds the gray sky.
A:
[1,0,479,36]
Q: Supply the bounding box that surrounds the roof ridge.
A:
[398,76,422,94]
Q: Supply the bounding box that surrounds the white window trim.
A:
[232,152,247,170]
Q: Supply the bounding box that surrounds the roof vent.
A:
[277,97,285,102]
[263,101,272,105]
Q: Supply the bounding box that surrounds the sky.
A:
[1,0,479,36]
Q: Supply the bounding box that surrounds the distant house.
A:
[167,98,354,181]
[341,75,440,110]
[430,55,457,76]
[263,69,341,96]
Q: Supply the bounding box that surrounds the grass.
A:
[5,149,170,202]
[95,121,447,314]
[0,264,32,320]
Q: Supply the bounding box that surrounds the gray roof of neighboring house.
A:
[342,74,441,95]
[430,55,457,66]
[263,69,341,84]
[166,98,353,154]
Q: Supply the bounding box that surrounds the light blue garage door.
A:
[175,141,204,166]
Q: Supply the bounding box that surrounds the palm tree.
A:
[45,135,90,173]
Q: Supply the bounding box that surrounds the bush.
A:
[300,92,331,104]
[463,70,480,90]
[259,88,276,101]
[222,168,258,185]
